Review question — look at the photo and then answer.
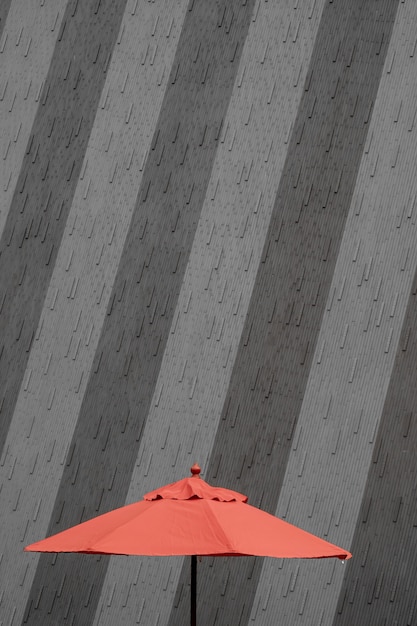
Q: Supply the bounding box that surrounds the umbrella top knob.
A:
[190,463,201,476]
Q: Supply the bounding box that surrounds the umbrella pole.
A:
[191,555,197,626]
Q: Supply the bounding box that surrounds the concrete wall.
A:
[0,1,416,625]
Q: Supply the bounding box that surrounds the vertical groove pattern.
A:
[333,274,417,625]
[24,1,256,624]
[0,0,128,454]
[251,0,417,622]
[169,1,400,624]
[0,0,68,235]
[91,2,328,622]
[0,0,416,625]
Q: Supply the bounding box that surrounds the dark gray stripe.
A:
[0,0,12,39]
[0,0,128,455]
[24,1,256,624]
[333,271,417,625]
[169,1,401,624]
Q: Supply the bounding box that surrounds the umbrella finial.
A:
[191,463,201,477]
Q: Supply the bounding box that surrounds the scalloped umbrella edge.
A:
[25,464,351,625]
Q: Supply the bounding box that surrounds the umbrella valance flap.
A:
[144,476,247,502]
[24,463,351,626]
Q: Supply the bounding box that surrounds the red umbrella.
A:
[25,464,351,624]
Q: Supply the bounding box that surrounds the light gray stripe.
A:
[0,3,190,624]
[95,1,332,624]
[25,0,260,622]
[0,0,68,236]
[251,2,417,623]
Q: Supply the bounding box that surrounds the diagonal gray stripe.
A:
[0,0,128,455]
[254,0,417,622]
[96,2,335,623]
[333,268,417,625]
[0,0,12,38]
[169,1,401,624]
[24,1,257,624]
[2,3,192,624]
[331,6,417,602]
[0,0,69,232]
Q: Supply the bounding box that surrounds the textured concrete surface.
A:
[99,0,330,622]
[25,1,256,623]
[251,1,417,623]
[1,1,417,625]
[169,1,402,624]
[1,1,189,623]
[0,0,68,238]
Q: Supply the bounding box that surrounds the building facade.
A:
[0,0,416,624]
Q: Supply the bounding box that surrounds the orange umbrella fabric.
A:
[25,464,351,625]
[25,464,351,560]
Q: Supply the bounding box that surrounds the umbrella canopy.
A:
[25,464,351,624]
[25,464,351,559]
